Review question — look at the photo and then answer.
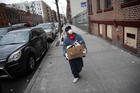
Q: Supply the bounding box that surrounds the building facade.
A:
[41,1,51,22]
[0,3,43,28]
[51,10,57,22]
[87,0,140,56]
[66,0,88,24]
[7,0,53,23]
[72,9,88,25]
[0,4,9,27]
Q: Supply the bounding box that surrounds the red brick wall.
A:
[112,25,124,45]
[0,5,8,27]
[88,0,140,56]
[90,0,140,20]
[137,28,140,56]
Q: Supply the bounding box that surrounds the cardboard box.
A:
[66,45,85,60]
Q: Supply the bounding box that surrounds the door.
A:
[107,25,112,39]
[30,29,44,57]
[99,24,103,36]
[39,29,48,50]
[124,27,137,49]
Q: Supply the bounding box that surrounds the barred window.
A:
[124,0,134,3]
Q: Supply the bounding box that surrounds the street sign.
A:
[81,2,86,7]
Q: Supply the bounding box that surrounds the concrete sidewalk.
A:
[25,25,140,93]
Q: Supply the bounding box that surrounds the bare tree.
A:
[55,0,63,36]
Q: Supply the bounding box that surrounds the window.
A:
[124,0,134,3]
[88,0,93,14]
[121,0,140,8]
[127,33,135,39]
[105,0,111,8]
[32,28,44,37]
[97,0,101,10]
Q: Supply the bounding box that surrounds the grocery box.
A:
[66,45,85,60]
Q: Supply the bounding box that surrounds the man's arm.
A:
[62,37,68,56]
[78,34,87,49]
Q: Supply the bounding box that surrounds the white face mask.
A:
[68,29,73,34]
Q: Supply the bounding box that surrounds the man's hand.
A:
[65,53,68,60]
[83,48,87,57]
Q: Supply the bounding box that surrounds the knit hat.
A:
[65,26,71,32]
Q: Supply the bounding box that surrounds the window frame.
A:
[97,0,102,13]
[97,0,101,10]
[104,0,111,9]
[121,0,140,8]
[104,0,113,12]
[88,0,93,15]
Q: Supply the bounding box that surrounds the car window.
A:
[0,31,29,45]
[37,24,52,29]
[32,28,45,37]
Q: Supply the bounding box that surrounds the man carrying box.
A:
[62,26,87,83]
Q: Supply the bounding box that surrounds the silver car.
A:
[36,23,56,42]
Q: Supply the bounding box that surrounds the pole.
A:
[55,0,63,36]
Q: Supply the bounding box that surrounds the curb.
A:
[24,37,59,93]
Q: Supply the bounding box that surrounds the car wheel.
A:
[27,55,36,72]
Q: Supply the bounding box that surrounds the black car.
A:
[0,27,12,40]
[0,28,49,78]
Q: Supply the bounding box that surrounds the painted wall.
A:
[70,0,87,18]
[124,27,137,48]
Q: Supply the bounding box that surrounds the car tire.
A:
[27,55,36,73]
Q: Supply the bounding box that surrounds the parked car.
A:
[0,27,12,40]
[11,23,28,30]
[0,27,49,78]
[54,22,59,33]
[36,23,56,42]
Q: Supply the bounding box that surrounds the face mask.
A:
[68,29,73,34]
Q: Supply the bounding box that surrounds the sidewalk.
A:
[25,25,140,93]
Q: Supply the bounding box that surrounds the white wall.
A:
[70,0,87,18]
[124,27,137,48]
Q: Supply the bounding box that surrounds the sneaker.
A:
[73,78,79,83]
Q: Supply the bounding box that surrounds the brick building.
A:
[51,10,57,22]
[87,0,140,56]
[0,4,8,27]
[0,3,43,28]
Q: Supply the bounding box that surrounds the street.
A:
[0,0,140,93]
[23,25,140,93]
[0,40,56,93]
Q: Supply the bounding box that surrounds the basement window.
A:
[121,0,140,8]
[127,33,135,39]
[124,0,134,3]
